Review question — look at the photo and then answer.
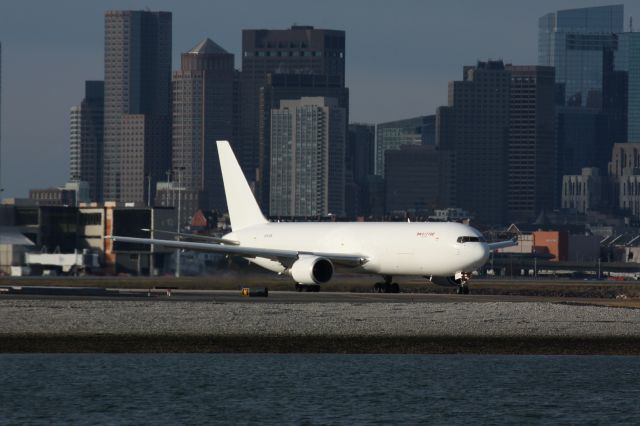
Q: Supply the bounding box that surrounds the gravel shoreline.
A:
[1,299,640,354]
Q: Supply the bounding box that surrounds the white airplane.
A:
[112,141,516,294]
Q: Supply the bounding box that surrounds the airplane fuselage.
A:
[225,221,490,277]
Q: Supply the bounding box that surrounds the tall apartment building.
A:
[506,66,556,223]
[69,81,104,202]
[269,97,346,217]
[240,26,346,201]
[103,10,172,204]
[437,61,511,225]
[172,38,234,215]
[375,115,435,177]
[259,73,348,208]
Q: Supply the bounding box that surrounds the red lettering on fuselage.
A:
[416,232,436,238]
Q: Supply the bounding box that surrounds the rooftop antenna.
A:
[630,16,634,33]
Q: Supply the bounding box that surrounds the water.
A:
[0,354,639,425]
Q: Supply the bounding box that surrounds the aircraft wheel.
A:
[391,283,400,293]
[456,285,470,295]
[295,284,303,292]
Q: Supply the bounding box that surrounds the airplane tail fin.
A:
[216,140,268,231]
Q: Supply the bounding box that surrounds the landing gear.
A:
[373,276,400,293]
[456,285,470,295]
[455,272,471,295]
[295,284,320,292]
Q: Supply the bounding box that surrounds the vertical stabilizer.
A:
[216,141,269,230]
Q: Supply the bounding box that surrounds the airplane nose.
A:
[470,244,490,269]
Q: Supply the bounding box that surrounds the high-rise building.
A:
[172,38,235,215]
[539,5,624,210]
[384,145,454,214]
[506,66,556,223]
[347,124,375,184]
[539,5,623,108]
[240,26,346,200]
[259,73,348,209]
[616,32,640,142]
[269,97,346,217]
[375,115,435,177]
[0,42,2,196]
[70,106,81,180]
[69,81,104,202]
[103,10,172,204]
[346,123,375,218]
[437,61,511,225]
[556,108,609,175]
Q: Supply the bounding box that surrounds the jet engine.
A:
[289,256,334,285]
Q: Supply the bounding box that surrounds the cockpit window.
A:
[457,236,486,243]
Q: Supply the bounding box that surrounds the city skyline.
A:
[1,0,639,198]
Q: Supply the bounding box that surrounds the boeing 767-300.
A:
[111,141,516,294]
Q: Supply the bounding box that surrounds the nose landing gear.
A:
[455,272,471,295]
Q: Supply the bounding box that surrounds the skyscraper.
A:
[539,5,623,108]
[69,81,104,202]
[259,73,348,209]
[269,97,346,217]
[616,32,640,142]
[0,42,2,196]
[375,115,435,177]
[103,10,172,204]
[506,66,556,222]
[539,5,624,209]
[437,60,511,225]
[240,26,346,202]
[172,38,235,214]
[384,145,454,214]
[346,123,375,217]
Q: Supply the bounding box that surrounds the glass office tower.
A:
[616,33,640,142]
[539,5,623,108]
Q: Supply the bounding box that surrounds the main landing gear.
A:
[373,275,400,293]
[295,283,320,292]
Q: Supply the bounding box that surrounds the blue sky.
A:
[1,0,638,198]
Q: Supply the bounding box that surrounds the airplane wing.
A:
[140,229,239,245]
[487,237,518,251]
[109,236,368,268]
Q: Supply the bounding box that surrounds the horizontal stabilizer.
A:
[487,237,518,251]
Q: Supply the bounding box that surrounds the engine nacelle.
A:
[290,255,334,285]
[430,276,460,287]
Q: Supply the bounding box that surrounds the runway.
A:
[0,285,621,306]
